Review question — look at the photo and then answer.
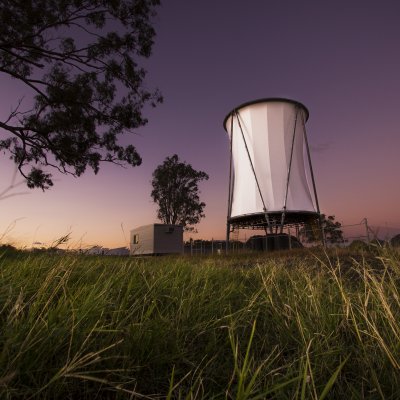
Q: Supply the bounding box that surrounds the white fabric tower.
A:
[224,98,319,229]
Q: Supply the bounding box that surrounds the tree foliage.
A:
[151,154,209,231]
[0,0,161,189]
[300,214,344,244]
[390,234,400,247]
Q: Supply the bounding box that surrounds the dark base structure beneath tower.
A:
[226,211,322,252]
[228,211,319,231]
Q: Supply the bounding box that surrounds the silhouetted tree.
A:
[390,234,400,247]
[0,0,161,189]
[0,244,17,253]
[300,214,344,244]
[151,154,209,231]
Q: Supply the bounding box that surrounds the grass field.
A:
[0,246,399,399]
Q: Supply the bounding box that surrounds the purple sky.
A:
[1,0,400,248]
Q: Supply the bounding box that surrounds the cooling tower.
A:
[223,98,320,231]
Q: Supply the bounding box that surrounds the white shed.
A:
[130,224,183,255]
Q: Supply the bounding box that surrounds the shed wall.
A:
[130,224,183,255]
[154,225,183,254]
[130,225,154,255]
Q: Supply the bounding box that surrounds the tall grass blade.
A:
[318,356,349,400]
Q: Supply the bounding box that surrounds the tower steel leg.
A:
[226,222,230,254]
